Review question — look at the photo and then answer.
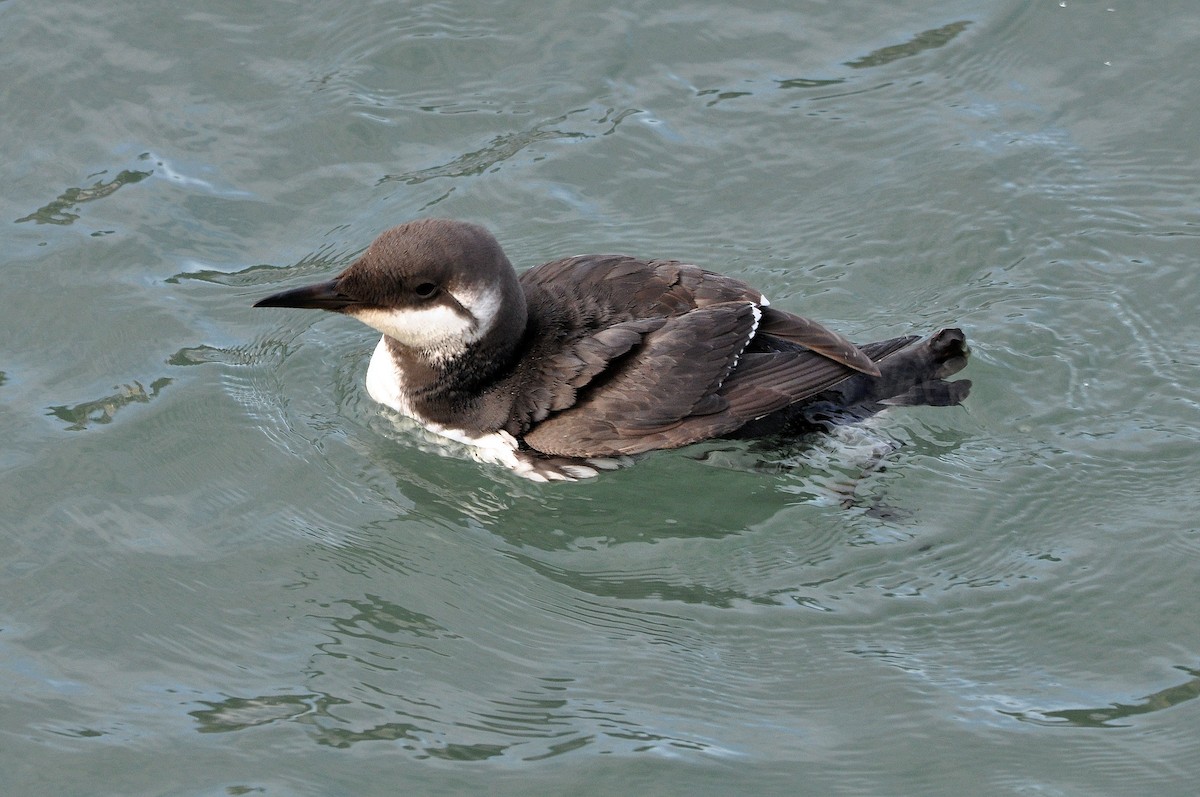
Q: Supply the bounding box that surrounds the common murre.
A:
[255,218,970,481]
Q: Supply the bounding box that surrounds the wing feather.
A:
[510,254,892,458]
[757,307,880,376]
[523,302,760,456]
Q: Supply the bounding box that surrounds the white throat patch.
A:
[351,284,502,362]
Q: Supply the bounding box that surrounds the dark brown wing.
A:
[519,255,766,321]
[522,302,761,456]
[512,254,891,457]
[521,256,877,372]
[508,316,667,427]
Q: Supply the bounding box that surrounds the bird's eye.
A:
[413,282,438,299]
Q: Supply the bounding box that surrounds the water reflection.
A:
[189,679,735,760]
[1005,667,1200,729]
[312,593,456,666]
[191,693,320,733]
[382,112,588,185]
[844,21,972,69]
[775,77,846,90]
[15,165,152,225]
[167,245,355,287]
[46,378,172,430]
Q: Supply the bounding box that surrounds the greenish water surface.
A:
[3,1,1199,794]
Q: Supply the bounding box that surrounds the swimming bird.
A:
[255,218,970,480]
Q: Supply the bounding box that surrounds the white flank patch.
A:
[759,294,770,306]
[400,414,601,482]
[424,426,558,481]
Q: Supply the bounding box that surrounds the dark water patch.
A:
[1004,666,1200,729]
[775,77,847,90]
[845,21,973,70]
[16,166,152,225]
[46,377,172,431]
[191,693,322,734]
[167,243,355,287]
[378,107,626,186]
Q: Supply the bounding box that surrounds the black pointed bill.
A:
[253,279,359,311]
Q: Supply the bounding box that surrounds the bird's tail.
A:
[731,327,971,437]
[844,327,971,408]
